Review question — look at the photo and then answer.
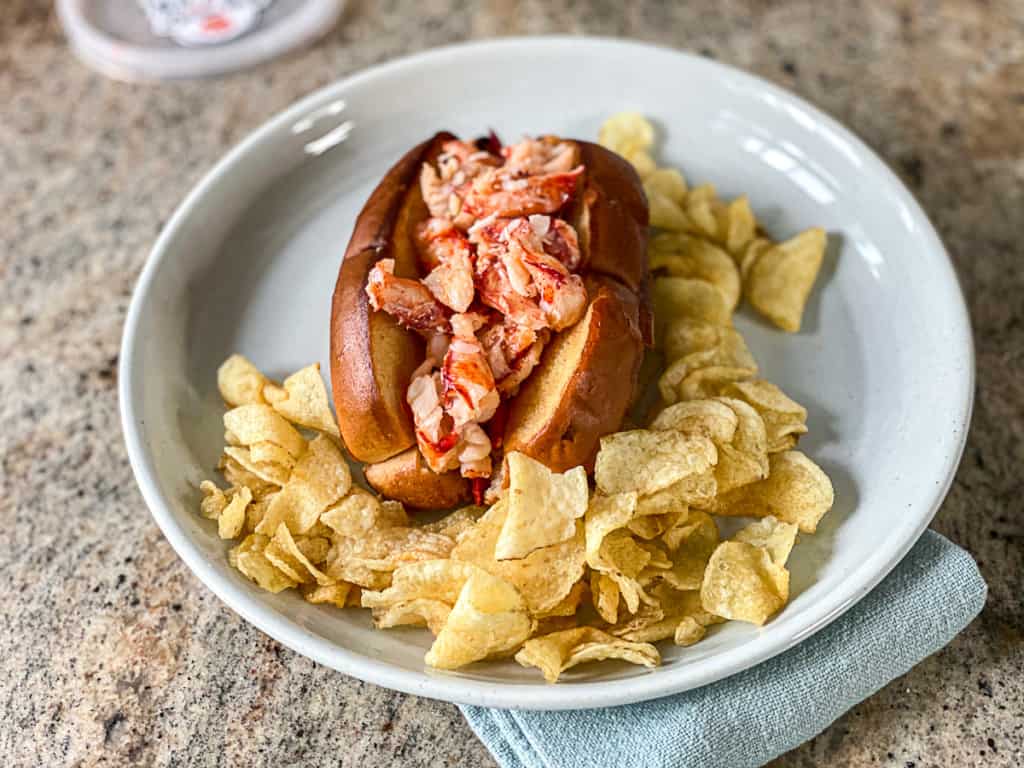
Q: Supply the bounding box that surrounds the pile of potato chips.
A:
[195,114,834,682]
[599,111,827,333]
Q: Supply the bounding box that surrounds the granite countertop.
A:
[2,1,1022,765]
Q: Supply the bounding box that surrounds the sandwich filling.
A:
[365,136,588,490]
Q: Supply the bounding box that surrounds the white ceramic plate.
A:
[119,38,973,710]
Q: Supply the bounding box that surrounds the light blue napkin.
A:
[462,531,985,768]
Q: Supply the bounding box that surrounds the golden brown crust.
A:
[332,132,649,505]
[573,141,650,295]
[364,447,471,510]
[331,133,454,463]
[502,275,645,473]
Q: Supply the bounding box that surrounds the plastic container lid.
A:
[57,0,346,81]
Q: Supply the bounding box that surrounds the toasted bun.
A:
[331,133,454,463]
[331,133,648,506]
[364,447,471,509]
[502,275,644,473]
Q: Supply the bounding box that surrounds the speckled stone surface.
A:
[1,1,1022,766]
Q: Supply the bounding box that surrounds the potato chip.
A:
[219,455,279,498]
[230,534,296,593]
[584,492,636,559]
[256,435,351,535]
[657,510,720,592]
[733,516,798,566]
[598,112,655,156]
[262,382,287,405]
[652,277,732,348]
[372,598,451,634]
[218,485,251,540]
[425,570,533,670]
[713,450,834,533]
[724,196,756,254]
[663,320,756,372]
[590,571,620,624]
[700,541,789,625]
[535,580,587,619]
[738,237,773,283]
[709,396,770,494]
[644,168,687,204]
[451,500,586,615]
[320,487,407,537]
[600,531,652,579]
[418,505,483,538]
[746,228,827,332]
[649,399,739,444]
[199,481,228,520]
[248,441,296,468]
[361,559,481,609]
[673,616,706,647]
[648,234,740,313]
[244,494,273,533]
[264,523,335,586]
[627,512,678,540]
[634,466,716,517]
[345,527,456,573]
[223,404,306,458]
[685,192,721,239]
[268,363,340,437]
[515,627,659,683]
[301,582,352,608]
[724,379,808,453]
[623,148,657,179]
[611,586,720,643]
[217,354,271,407]
[494,452,588,560]
[646,190,693,231]
[596,430,717,496]
[222,445,291,486]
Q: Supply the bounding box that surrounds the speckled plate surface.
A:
[119,37,973,710]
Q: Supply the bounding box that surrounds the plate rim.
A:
[119,35,975,710]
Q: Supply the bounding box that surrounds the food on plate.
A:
[195,113,837,682]
[330,132,649,508]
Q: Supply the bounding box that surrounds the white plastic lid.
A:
[57,0,346,81]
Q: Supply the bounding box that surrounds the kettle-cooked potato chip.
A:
[700,541,789,625]
[230,534,297,593]
[647,190,693,232]
[217,485,252,540]
[746,228,827,333]
[652,278,732,343]
[515,627,660,683]
[361,559,481,609]
[590,571,620,624]
[713,450,834,533]
[320,487,408,537]
[598,112,655,157]
[222,445,292,487]
[649,399,739,444]
[256,435,351,535]
[425,570,533,670]
[733,516,799,566]
[301,582,353,608]
[738,237,773,283]
[371,597,452,634]
[451,500,586,615]
[723,379,808,453]
[644,168,688,204]
[648,234,741,312]
[495,452,588,560]
[217,354,272,407]
[723,196,757,255]
[658,510,719,589]
[267,363,340,437]
[264,523,335,586]
[224,404,306,459]
[595,430,717,496]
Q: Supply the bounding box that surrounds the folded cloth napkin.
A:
[462,531,986,768]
